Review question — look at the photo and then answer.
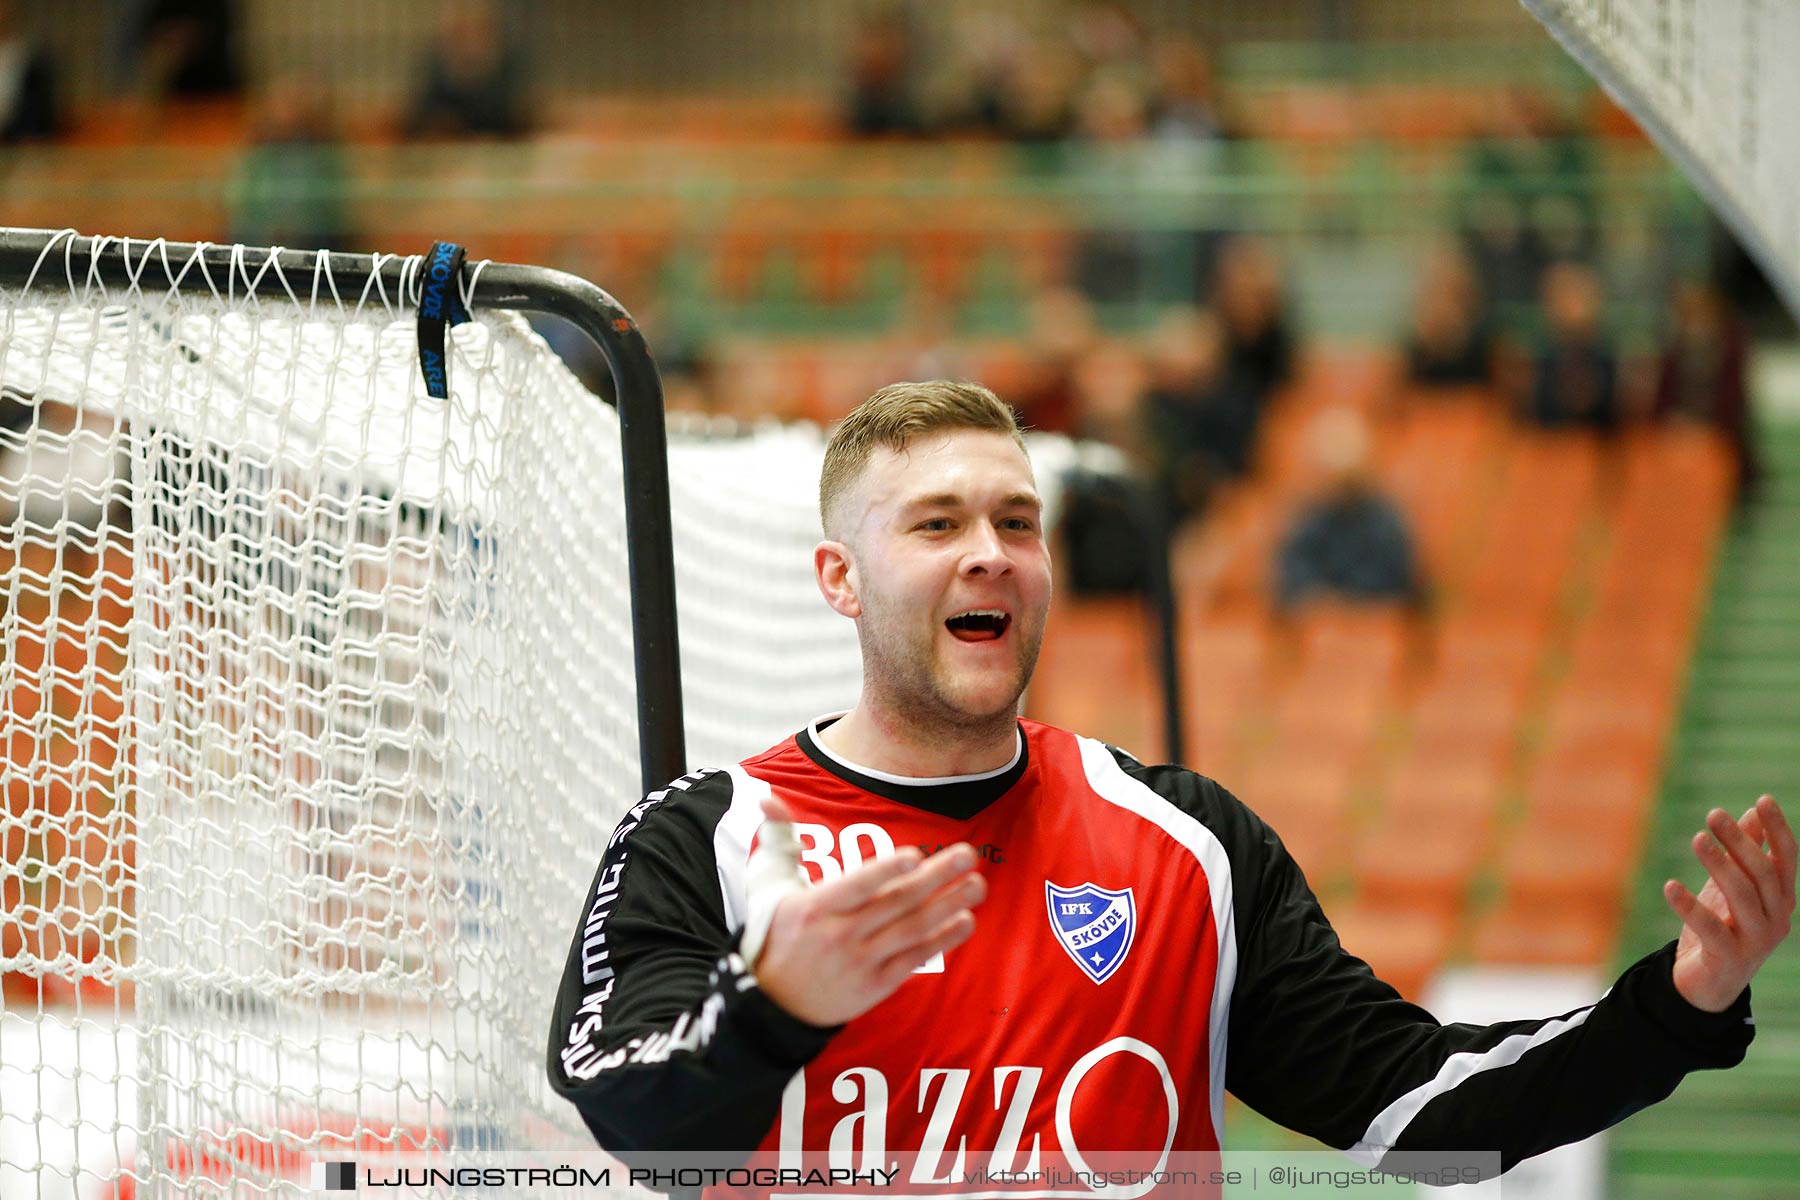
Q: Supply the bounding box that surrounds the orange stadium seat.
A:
[1542,684,1672,750]
[1495,817,1640,920]
[1519,761,1653,844]
[1589,555,1712,635]
[1199,493,1282,616]
[1292,604,1414,688]
[1471,898,1618,966]
[1566,624,1689,687]
[1378,751,1504,830]
[1234,753,1360,880]
[1353,806,1488,914]
[1180,617,1274,762]
[1327,902,1456,1002]
[1030,598,1159,756]
[1384,437,1489,588]
[1428,611,1547,690]
[1270,670,1390,768]
[1624,425,1735,500]
[1541,669,1668,737]
[1531,728,1663,800]
[1365,85,1512,143]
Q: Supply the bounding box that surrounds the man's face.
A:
[824,429,1052,733]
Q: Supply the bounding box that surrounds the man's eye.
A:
[1002,518,1037,533]
[917,518,953,532]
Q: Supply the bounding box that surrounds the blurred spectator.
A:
[1147,36,1228,145]
[1068,73,1157,306]
[1011,287,1096,436]
[844,7,924,137]
[1071,338,1148,456]
[1707,213,1792,337]
[1456,88,1598,321]
[642,311,713,416]
[1654,280,1763,501]
[127,0,243,99]
[1061,338,1153,595]
[0,0,58,143]
[1067,2,1148,82]
[886,294,968,384]
[1523,261,1619,432]
[229,79,353,252]
[951,22,1080,145]
[709,339,804,424]
[1141,307,1259,522]
[1312,0,1356,42]
[994,39,1079,143]
[403,0,530,140]
[1275,407,1423,613]
[1216,235,1296,401]
[1404,244,1494,388]
[944,14,1017,134]
[1073,70,1150,143]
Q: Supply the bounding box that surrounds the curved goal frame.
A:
[0,227,686,795]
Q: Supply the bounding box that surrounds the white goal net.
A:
[0,239,908,1196]
[1521,0,1800,319]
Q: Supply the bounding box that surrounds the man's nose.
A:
[961,523,1012,576]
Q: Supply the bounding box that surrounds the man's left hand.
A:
[1665,795,1796,1013]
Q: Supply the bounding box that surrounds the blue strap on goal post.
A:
[418,241,472,399]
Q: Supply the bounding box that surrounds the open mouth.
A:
[945,609,1011,643]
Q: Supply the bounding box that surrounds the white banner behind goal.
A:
[0,257,1078,1196]
[1521,0,1800,320]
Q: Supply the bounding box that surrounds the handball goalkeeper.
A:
[549,380,1793,1184]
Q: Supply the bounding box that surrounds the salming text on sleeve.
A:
[547,767,837,1157]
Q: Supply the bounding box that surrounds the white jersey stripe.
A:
[1076,737,1239,1147]
[1344,1004,1600,1163]
[716,764,773,933]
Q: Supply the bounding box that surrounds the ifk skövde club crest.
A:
[1045,881,1136,984]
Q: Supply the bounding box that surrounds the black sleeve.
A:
[1111,750,1756,1175]
[546,769,838,1159]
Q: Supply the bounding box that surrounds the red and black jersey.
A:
[548,718,1753,1185]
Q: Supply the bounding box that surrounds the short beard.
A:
[856,622,1042,750]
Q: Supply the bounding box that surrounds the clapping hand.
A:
[749,797,986,1027]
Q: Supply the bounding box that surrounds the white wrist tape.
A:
[740,818,810,968]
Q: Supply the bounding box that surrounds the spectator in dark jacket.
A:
[1142,307,1260,522]
[1405,244,1494,389]
[1275,406,1423,612]
[1011,287,1096,437]
[128,0,243,99]
[230,79,353,252]
[0,0,58,142]
[1216,235,1296,403]
[844,7,925,137]
[1654,280,1763,502]
[1524,261,1619,432]
[403,0,530,139]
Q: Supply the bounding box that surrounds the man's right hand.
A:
[750,796,987,1027]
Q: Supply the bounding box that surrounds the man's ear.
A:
[815,540,861,619]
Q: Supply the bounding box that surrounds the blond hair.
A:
[819,380,1025,535]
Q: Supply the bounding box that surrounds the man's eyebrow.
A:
[899,491,1042,511]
